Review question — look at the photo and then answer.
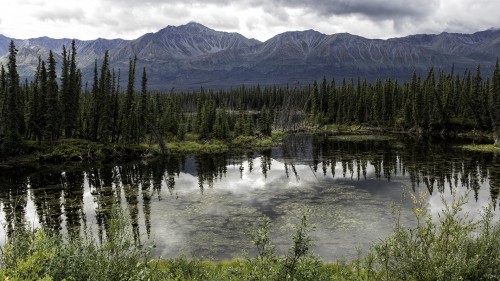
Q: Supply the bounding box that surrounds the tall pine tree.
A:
[46,51,60,141]
[61,40,80,138]
[492,58,500,144]
[1,41,22,152]
[139,67,148,140]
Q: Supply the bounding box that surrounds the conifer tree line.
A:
[1,40,500,154]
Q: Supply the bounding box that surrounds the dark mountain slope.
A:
[1,23,499,90]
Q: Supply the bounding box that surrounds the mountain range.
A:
[1,22,500,91]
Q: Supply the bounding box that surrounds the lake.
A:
[0,134,498,261]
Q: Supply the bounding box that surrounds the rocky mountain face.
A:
[1,23,500,90]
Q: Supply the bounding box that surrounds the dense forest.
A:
[1,40,500,155]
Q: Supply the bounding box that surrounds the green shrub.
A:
[1,192,497,280]
[371,191,500,281]
[0,206,156,281]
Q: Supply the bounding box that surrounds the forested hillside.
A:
[1,40,500,156]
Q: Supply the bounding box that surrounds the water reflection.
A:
[0,135,498,260]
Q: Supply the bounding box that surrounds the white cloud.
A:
[0,0,499,41]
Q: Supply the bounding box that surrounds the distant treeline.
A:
[1,40,500,154]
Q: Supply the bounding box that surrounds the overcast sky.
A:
[1,0,499,41]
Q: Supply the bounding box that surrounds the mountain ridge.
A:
[1,22,500,90]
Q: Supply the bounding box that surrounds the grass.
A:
[318,124,376,134]
[166,140,229,154]
[166,131,285,154]
[459,143,500,153]
[0,131,286,166]
[0,206,154,281]
[0,139,157,167]
[0,192,498,280]
[231,131,285,148]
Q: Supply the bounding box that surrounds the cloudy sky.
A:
[1,0,499,41]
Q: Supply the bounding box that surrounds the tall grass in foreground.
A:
[369,191,499,281]
[0,192,498,280]
[0,207,154,281]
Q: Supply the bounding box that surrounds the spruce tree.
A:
[60,46,71,138]
[321,77,328,115]
[259,104,271,136]
[176,119,185,141]
[469,65,484,128]
[90,60,100,141]
[46,51,60,141]
[244,114,254,136]
[411,71,424,129]
[0,65,5,139]
[69,40,80,138]
[122,56,137,143]
[383,79,394,126]
[97,51,112,142]
[27,59,42,141]
[61,41,80,138]
[328,78,336,123]
[110,69,121,142]
[311,80,318,119]
[38,61,49,141]
[1,41,22,152]
[213,108,229,140]
[492,58,500,144]
[139,67,148,140]
[199,96,215,138]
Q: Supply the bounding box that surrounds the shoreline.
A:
[1,128,497,169]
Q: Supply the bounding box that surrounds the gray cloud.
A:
[101,0,432,19]
[34,7,85,23]
[94,0,442,40]
[270,0,435,19]
[2,0,500,42]
[90,0,500,39]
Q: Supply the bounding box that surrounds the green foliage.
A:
[0,206,155,281]
[166,140,229,154]
[3,40,500,160]
[284,213,316,278]
[258,104,272,136]
[460,143,500,152]
[237,212,325,281]
[1,40,22,153]
[371,191,500,281]
[212,108,230,140]
[176,121,186,141]
[1,195,498,280]
[45,51,60,142]
[23,138,153,163]
[492,58,500,144]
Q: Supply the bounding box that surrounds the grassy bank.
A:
[459,143,500,153]
[0,132,285,167]
[0,139,156,168]
[0,193,498,281]
[160,131,284,154]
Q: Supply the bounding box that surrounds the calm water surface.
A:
[0,135,499,261]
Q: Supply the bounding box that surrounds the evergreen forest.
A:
[1,40,500,157]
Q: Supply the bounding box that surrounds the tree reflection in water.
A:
[0,135,498,259]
